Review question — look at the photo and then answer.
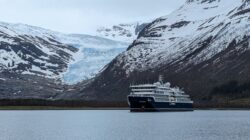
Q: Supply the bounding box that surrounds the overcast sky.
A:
[0,0,185,34]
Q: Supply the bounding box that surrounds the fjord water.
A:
[0,110,249,140]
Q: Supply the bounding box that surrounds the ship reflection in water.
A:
[128,75,193,111]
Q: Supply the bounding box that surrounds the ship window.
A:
[155,91,164,94]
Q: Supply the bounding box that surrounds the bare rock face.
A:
[79,0,250,106]
[0,71,65,99]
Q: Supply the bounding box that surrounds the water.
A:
[0,110,249,140]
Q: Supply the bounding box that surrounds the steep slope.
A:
[0,22,128,84]
[0,22,77,78]
[79,0,250,106]
[0,22,128,99]
[0,22,78,99]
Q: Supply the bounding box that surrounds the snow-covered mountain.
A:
[118,0,250,74]
[96,22,149,43]
[0,22,128,85]
[0,22,77,79]
[80,0,250,104]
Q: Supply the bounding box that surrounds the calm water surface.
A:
[0,110,249,140]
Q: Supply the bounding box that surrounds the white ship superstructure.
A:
[128,76,193,111]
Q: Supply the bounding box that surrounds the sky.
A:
[0,0,185,34]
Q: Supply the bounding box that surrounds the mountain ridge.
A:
[96,22,149,43]
[0,21,129,99]
[77,0,250,107]
[0,21,129,84]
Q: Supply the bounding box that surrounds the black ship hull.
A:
[128,96,193,112]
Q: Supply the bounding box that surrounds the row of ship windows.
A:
[155,97,190,102]
[155,91,165,94]
[131,87,156,89]
[177,98,190,102]
[133,91,172,94]
[132,87,168,89]
[132,91,155,93]
[131,87,168,90]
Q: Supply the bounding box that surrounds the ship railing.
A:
[129,93,155,97]
[130,85,157,88]
[131,89,156,92]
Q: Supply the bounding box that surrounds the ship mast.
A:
[158,75,164,84]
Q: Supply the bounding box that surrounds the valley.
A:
[1,0,250,108]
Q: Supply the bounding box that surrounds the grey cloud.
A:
[0,0,185,34]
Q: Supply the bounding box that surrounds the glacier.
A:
[0,21,129,84]
[60,35,128,84]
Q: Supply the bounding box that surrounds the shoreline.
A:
[0,99,250,110]
[1,106,250,110]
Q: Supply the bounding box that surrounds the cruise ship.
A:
[127,76,193,111]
